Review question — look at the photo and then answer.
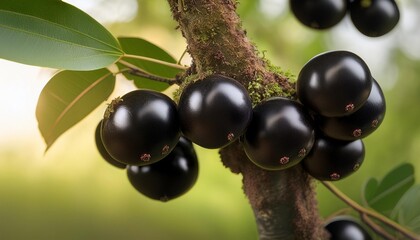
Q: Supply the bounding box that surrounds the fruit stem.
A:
[122,54,188,70]
[321,181,419,240]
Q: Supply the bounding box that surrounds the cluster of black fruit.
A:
[297,50,386,181]
[290,0,400,37]
[94,50,385,200]
[240,50,386,182]
[95,91,199,202]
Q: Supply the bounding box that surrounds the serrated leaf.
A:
[36,69,115,150]
[0,0,123,70]
[117,37,182,91]
[391,185,420,234]
[363,163,415,216]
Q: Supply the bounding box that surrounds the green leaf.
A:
[391,185,420,234]
[36,69,115,150]
[362,163,415,216]
[0,0,123,70]
[362,178,379,205]
[117,37,182,91]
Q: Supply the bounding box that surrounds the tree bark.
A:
[166,0,328,239]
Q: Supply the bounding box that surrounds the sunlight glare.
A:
[64,0,138,24]
[0,60,50,145]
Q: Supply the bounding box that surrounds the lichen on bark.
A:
[166,0,328,239]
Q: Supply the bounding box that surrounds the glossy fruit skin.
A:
[244,97,315,170]
[178,74,252,149]
[302,134,365,181]
[316,79,386,140]
[325,216,372,240]
[297,51,372,117]
[101,90,180,166]
[126,137,199,202]
[349,0,400,37]
[290,0,347,29]
[95,120,126,169]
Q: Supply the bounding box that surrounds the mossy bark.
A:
[166,0,328,239]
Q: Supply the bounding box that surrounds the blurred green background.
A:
[0,0,419,239]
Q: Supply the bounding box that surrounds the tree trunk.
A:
[166,1,328,239]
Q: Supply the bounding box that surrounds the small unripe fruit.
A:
[127,137,199,202]
[178,74,252,149]
[102,90,180,166]
[297,51,372,117]
[244,97,315,170]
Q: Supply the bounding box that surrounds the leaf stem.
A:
[177,48,188,65]
[321,181,419,240]
[122,54,188,70]
[118,60,181,85]
[128,69,180,85]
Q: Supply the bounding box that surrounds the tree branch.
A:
[166,1,327,239]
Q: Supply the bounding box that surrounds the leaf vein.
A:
[45,72,113,146]
[0,9,122,54]
[370,175,415,206]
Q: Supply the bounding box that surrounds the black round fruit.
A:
[95,120,126,169]
[349,0,400,37]
[290,0,347,29]
[316,79,386,140]
[126,137,199,202]
[244,97,315,170]
[101,90,180,166]
[302,134,365,181]
[325,216,372,240]
[297,51,372,117]
[178,74,252,149]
